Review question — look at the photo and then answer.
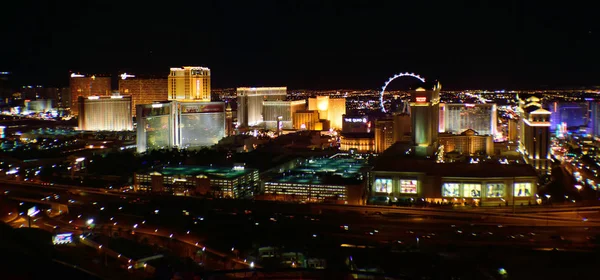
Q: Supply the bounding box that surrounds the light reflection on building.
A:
[237,87,287,127]
[262,100,306,129]
[136,101,225,153]
[439,103,497,137]
[78,95,133,131]
[307,96,346,129]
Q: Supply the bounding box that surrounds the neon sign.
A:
[344,118,367,123]
[416,97,427,102]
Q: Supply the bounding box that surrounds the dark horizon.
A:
[2,1,599,90]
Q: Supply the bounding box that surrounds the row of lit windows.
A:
[442,182,532,198]
[373,178,534,198]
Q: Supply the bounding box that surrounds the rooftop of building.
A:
[372,157,538,178]
[148,165,256,179]
[340,132,374,138]
[236,87,287,91]
[267,155,369,185]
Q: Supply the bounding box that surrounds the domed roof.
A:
[526,96,540,102]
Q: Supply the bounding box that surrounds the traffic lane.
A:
[59,205,600,258]
[330,228,596,250]
[5,180,600,225]
[49,211,256,268]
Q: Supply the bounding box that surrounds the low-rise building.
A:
[370,157,538,206]
[262,155,368,204]
[134,164,259,198]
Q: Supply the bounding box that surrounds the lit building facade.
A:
[370,159,538,206]
[25,99,53,113]
[178,101,225,149]
[340,133,375,153]
[136,101,226,153]
[591,102,600,138]
[440,103,497,136]
[518,96,551,173]
[293,110,320,130]
[508,118,518,142]
[549,102,588,130]
[134,165,259,198]
[342,115,371,134]
[69,73,111,115]
[393,114,411,142]
[307,96,346,129]
[168,67,211,101]
[136,102,177,152]
[118,74,168,116]
[78,95,133,131]
[226,103,234,136]
[410,84,441,157]
[438,129,494,155]
[237,87,287,127]
[262,100,306,130]
[375,118,394,153]
[263,156,368,205]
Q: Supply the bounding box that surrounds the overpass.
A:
[7,196,69,214]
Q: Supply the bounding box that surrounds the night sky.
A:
[1,1,599,90]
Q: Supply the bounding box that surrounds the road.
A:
[3,178,600,275]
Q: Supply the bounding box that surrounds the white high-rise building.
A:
[236,87,287,127]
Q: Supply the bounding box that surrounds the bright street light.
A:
[86,219,94,225]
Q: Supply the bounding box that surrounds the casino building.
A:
[136,101,225,153]
[69,73,112,116]
[237,87,287,127]
[369,157,538,206]
[78,95,133,131]
[439,103,497,137]
[118,73,168,116]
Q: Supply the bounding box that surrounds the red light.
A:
[416,97,426,102]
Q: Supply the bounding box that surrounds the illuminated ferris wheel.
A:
[379,72,425,113]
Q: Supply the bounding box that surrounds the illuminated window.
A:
[514,183,532,197]
[442,183,460,197]
[486,183,505,198]
[399,180,417,194]
[374,178,392,193]
[463,184,481,198]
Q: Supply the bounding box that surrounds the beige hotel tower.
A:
[168,66,211,101]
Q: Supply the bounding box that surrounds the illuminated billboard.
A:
[53,233,73,245]
[374,178,392,193]
[399,180,417,194]
[27,206,40,217]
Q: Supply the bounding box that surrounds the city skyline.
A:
[2,1,599,90]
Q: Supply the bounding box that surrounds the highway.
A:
[3,178,600,277]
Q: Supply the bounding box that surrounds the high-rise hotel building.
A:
[410,83,441,157]
[262,100,306,130]
[118,73,168,116]
[237,87,287,127]
[69,73,111,116]
[439,103,497,137]
[78,95,133,131]
[517,96,551,173]
[136,101,225,153]
[307,96,346,129]
[168,67,211,101]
